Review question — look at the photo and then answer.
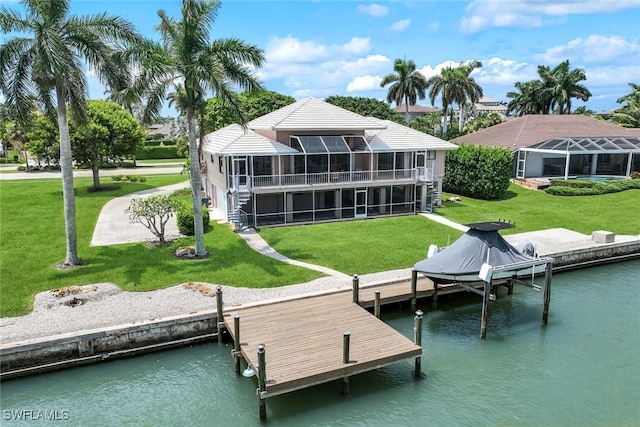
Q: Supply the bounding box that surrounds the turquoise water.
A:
[2,260,639,426]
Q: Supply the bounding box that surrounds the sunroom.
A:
[515,136,640,180]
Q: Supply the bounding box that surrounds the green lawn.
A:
[2,178,638,318]
[439,183,640,236]
[258,183,639,277]
[0,175,322,317]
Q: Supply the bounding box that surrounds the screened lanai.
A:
[515,136,640,179]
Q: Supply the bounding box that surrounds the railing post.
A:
[352,275,359,304]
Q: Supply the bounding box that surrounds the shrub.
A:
[443,144,513,200]
[548,179,593,188]
[545,179,640,196]
[121,161,135,168]
[176,203,211,236]
[135,145,180,160]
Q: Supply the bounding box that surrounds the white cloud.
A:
[265,36,373,63]
[347,75,382,92]
[357,3,389,17]
[259,36,391,98]
[460,0,640,33]
[474,57,537,85]
[390,19,411,33]
[535,35,640,64]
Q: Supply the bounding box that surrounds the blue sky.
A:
[4,0,640,116]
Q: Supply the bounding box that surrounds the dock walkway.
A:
[223,290,422,398]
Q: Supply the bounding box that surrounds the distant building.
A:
[146,123,172,139]
[393,104,439,121]
[451,114,640,180]
[473,97,507,116]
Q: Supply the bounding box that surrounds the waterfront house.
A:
[200,97,457,228]
[451,114,640,181]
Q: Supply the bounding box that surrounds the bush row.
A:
[111,175,147,183]
[548,179,594,188]
[135,145,180,160]
[144,139,176,147]
[545,179,640,196]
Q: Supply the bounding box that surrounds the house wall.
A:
[203,153,229,219]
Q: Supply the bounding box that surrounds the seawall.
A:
[2,238,639,381]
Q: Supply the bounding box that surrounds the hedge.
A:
[443,144,513,200]
[135,145,179,160]
[545,179,640,196]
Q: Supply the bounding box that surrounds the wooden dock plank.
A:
[223,291,422,397]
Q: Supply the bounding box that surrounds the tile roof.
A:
[451,114,640,149]
[366,120,458,151]
[202,124,298,155]
[394,104,439,113]
[247,97,386,131]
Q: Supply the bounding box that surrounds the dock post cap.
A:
[415,310,424,318]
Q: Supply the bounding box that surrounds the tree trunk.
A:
[442,105,449,135]
[458,104,464,131]
[56,86,80,265]
[187,107,206,256]
[92,163,101,190]
[404,96,410,122]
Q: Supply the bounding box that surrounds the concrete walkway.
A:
[419,212,470,232]
[90,182,352,280]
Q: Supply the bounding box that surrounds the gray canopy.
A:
[413,223,536,282]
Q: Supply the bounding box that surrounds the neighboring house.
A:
[201,97,457,228]
[146,123,173,139]
[473,97,507,117]
[393,104,439,121]
[451,114,640,180]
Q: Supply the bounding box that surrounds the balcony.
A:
[251,168,434,189]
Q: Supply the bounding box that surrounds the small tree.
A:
[125,195,181,245]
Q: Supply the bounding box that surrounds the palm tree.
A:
[538,60,591,114]
[167,83,207,157]
[450,60,483,130]
[142,0,264,256]
[0,0,141,266]
[426,66,458,135]
[380,58,428,122]
[612,83,640,128]
[506,80,549,116]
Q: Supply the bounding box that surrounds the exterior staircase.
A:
[228,180,252,230]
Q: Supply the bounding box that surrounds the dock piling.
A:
[216,286,224,338]
[413,310,424,377]
[342,331,351,396]
[542,262,552,325]
[352,275,359,304]
[257,344,267,421]
[374,291,381,318]
[480,282,490,339]
[410,270,418,311]
[233,315,241,375]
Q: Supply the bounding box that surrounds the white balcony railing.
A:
[251,168,433,189]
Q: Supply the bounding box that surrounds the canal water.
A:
[2,260,639,426]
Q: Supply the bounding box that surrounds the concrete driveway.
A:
[90,181,190,246]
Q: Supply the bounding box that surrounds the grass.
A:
[258,183,639,278]
[260,216,464,275]
[2,178,638,318]
[0,175,322,317]
[438,183,640,236]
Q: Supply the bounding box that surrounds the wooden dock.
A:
[222,291,422,398]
